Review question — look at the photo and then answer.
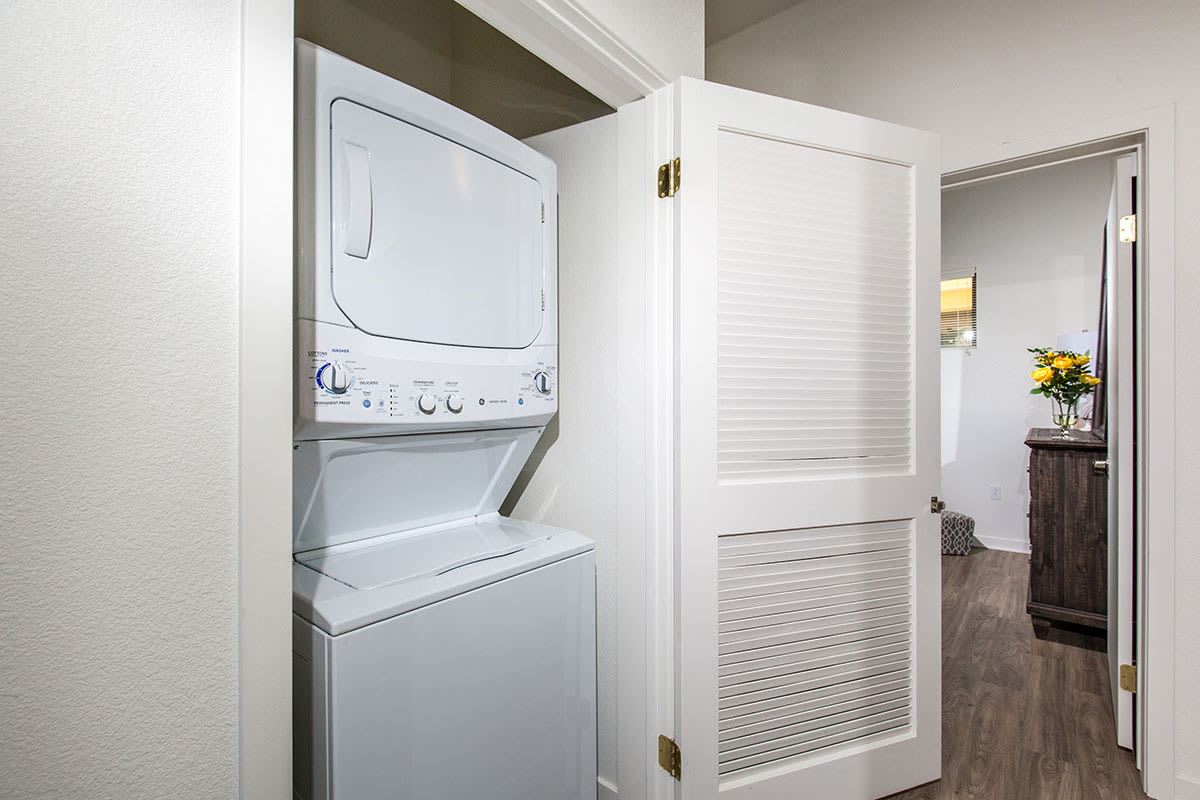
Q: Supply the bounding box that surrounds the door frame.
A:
[615,85,680,800]
[238,1,295,798]
[941,105,1175,800]
[239,2,673,797]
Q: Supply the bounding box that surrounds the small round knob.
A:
[445,394,464,414]
[318,362,351,395]
[532,371,552,395]
[416,393,437,415]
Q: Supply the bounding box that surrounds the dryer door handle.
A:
[340,141,373,258]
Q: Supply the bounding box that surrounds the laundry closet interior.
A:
[289,2,943,799]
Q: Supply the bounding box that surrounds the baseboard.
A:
[1176,773,1200,800]
[598,776,618,800]
[973,533,1029,554]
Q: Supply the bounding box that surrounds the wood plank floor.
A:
[886,548,1147,800]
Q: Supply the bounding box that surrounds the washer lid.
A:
[292,517,595,635]
[292,427,542,553]
[330,98,545,349]
[296,517,548,591]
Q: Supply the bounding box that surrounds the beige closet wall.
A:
[294,0,612,139]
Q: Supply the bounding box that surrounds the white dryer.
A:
[291,41,596,800]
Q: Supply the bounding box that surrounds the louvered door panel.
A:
[717,131,915,483]
[671,77,940,800]
[716,521,914,779]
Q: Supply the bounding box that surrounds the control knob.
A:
[532,370,552,395]
[317,362,351,395]
[416,393,437,415]
[445,394,464,414]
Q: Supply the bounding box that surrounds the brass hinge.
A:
[930,496,946,514]
[1120,663,1137,693]
[657,157,681,198]
[657,734,681,781]
[1119,214,1137,243]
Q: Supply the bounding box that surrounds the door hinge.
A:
[541,290,545,311]
[1119,214,1137,243]
[657,157,681,198]
[541,201,545,223]
[1120,663,1137,693]
[657,734,681,781]
[930,496,946,514]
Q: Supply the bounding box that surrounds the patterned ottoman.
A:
[940,510,974,556]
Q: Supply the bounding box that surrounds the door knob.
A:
[1094,459,1109,477]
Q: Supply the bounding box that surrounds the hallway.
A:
[888,549,1147,799]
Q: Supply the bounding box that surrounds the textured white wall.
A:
[508,114,620,795]
[940,158,1111,552]
[0,2,241,797]
[708,0,1200,791]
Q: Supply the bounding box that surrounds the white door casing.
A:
[669,78,941,799]
[1107,152,1137,751]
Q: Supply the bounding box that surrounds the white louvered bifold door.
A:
[671,78,941,800]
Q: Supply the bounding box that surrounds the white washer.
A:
[293,432,595,800]
[292,42,595,800]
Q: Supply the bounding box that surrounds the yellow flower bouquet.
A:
[1028,347,1102,438]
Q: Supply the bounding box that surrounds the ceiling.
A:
[705,0,806,46]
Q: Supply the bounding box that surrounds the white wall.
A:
[940,158,1112,552]
[583,0,704,81]
[0,2,241,798]
[708,0,1200,792]
[506,113,621,797]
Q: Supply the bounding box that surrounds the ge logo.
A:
[478,398,485,406]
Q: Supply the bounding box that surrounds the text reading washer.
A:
[291,41,596,800]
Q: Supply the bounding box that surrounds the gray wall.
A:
[940,157,1112,552]
[0,1,241,797]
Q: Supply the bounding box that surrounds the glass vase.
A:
[1050,397,1078,438]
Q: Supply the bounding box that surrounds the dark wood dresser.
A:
[1025,428,1108,633]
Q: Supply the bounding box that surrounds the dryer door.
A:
[329,98,545,349]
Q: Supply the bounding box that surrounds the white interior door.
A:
[1107,152,1137,751]
[670,78,941,800]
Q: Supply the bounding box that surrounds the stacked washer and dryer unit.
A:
[291,41,596,800]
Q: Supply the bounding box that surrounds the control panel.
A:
[296,319,557,439]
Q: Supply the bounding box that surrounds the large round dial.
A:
[416,393,437,415]
[445,394,464,414]
[317,362,351,395]
[532,371,552,395]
